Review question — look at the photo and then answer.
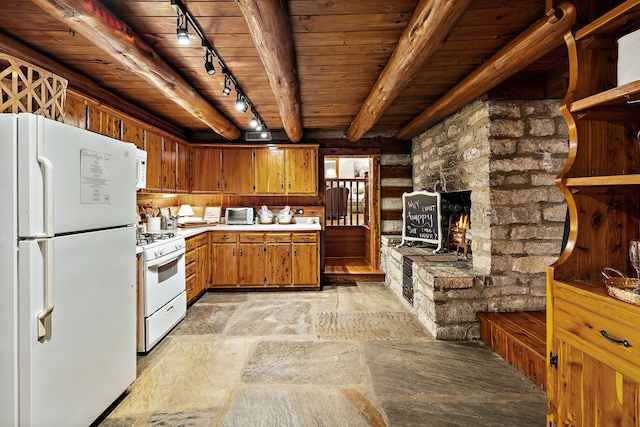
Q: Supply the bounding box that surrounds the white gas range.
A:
[136,232,186,352]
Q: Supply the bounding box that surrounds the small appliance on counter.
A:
[226,207,254,225]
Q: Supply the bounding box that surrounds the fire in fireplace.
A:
[440,191,472,258]
[450,213,471,258]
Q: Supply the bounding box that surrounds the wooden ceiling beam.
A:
[346,0,474,142]
[0,32,184,138]
[31,0,241,140]
[236,0,303,142]
[396,2,576,140]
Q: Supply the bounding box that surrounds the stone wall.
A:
[381,98,569,339]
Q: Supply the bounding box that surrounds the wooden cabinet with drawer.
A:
[292,233,318,287]
[265,233,292,287]
[211,232,238,287]
[209,230,319,289]
[238,233,265,286]
[547,3,640,425]
[185,233,209,304]
[549,281,640,425]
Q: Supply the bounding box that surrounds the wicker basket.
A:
[602,268,640,306]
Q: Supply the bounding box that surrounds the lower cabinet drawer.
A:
[185,263,197,278]
[185,250,196,265]
[293,233,316,243]
[555,297,640,372]
[211,233,237,243]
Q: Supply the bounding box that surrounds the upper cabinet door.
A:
[222,148,255,194]
[121,120,145,150]
[144,129,163,191]
[191,146,222,193]
[161,138,176,191]
[255,148,285,194]
[175,142,190,193]
[286,147,317,195]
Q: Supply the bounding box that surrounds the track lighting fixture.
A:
[171,0,265,131]
[222,72,232,96]
[249,111,259,128]
[176,13,189,45]
[235,92,248,113]
[204,50,215,75]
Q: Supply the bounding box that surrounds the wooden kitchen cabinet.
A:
[188,144,317,195]
[185,233,209,304]
[143,129,163,191]
[176,142,191,193]
[210,233,238,287]
[86,103,123,139]
[161,137,176,191]
[292,233,319,287]
[238,234,265,286]
[209,230,319,289]
[101,110,123,140]
[254,146,317,195]
[222,148,254,194]
[255,147,285,194]
[185,239,198,303]
[86,102,102,134]
[547,2,640,425]
[265,233,291,287]
[191,146,222,193]
[165,139,191,194]
[121,119,145,150]
[63,90,87,129]
[285,147,317,194]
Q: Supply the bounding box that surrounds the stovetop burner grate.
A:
[136,231,176,246]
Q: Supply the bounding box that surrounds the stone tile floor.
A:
[97,283,546,427]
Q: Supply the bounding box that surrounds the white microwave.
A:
[226,207,254,225]
[136,148,147,190]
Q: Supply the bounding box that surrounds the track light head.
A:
[235,92,248,113]
[204,50,215,75]
[249,116,259,128]
[176,14,189,45]
[222,72,232,96]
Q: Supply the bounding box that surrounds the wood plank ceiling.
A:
[0,0,574,142]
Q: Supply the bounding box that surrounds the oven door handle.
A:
[145,248,185,268]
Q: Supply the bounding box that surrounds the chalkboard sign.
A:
[400,191,442,251]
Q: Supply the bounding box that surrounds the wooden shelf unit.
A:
[547,1,640,425]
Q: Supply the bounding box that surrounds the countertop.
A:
[175,216,322,239]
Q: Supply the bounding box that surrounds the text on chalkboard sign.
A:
[400,191,442,251]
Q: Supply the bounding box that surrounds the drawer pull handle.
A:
[600,330,632,348]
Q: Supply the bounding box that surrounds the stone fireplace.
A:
[381,98,568,339]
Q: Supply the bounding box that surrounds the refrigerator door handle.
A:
[36,238,55,339]
[37,122,54,237]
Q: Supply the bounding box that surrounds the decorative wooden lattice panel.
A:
[0,54,67,121]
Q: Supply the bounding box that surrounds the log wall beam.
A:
[396,2,576,140]
[31,0,241,140]
[236,0,303,142]
[346,0,473,142]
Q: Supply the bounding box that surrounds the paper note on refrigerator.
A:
[80,148,112,204]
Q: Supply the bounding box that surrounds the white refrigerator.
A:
[0,113,137,426]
